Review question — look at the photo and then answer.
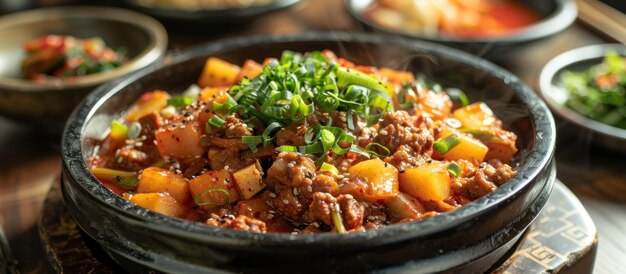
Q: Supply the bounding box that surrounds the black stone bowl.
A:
[345,0,577,58]
[0,6,167,135]
[61,33,556,273]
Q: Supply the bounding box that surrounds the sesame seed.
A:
[307,185,312,192]
[269,192,277,198]
[379,130,388,136]
[293,188,299,196]
[339,116,347,122]
[283,199,289,204]
[287,161,296,168]
[312,222,320,228]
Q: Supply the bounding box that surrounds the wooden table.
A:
[0,0,624,273]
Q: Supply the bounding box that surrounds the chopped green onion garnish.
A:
[447,163,462,178]
[110,120,128,140]
[279,145,298,152]
[365,142,391,158]
[434,134,461,155]
[461,129,496,141]
[91,167,138,190]
[209,116,225,128]
[194,187,230,206]
[446,88,470,107]
[167,95,193,107]
[213,96,238,114]
[319,162,339,175]
[331,206,346,234]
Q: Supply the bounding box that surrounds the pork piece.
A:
[268,184,306,222]
[205,214,267,233]
[267,152,316,187]
[214,115,251,139]
[136,112,163,141]
[454,160,516,200]
[209,146,276,171]
[306,192,365,231]
[338,194,365,230]
[276,123,307,147]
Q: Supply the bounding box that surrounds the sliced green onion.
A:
[447,163,462,178]
[331,206,346,234]
[213,96,238,114]
[461,129,496,141]
[110,120,128,140]
[242,136,263,153]
[319,162,339,175]
[167,95,193,107]
[194,187,230,207]
[91,167,137,190]
[279,145,298,152]
[365,142,391,158]
[209,116,225,128]
[434,134,461,155]
[446,88,470,107]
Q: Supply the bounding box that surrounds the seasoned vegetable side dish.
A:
[560,50,626,129]
[21,35,126,81]
[364,0,540,38]
[90,50,518,234]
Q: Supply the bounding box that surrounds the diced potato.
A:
[434,133,488,164]
[189,169,240,209]
[399,161,452,202]
[199,86,229,103]
[386,193,426,221]
[124,192,188,218]
[453,102,497,129]
[348,158,399,202]
[155,123,204,158]
[125,90,170,122]
[483,134,517,163]
[198,57,241,88]
[232,161,265,200]
[236,59,263,81]
[136,167,191,205]
[379,67,415,85]
[418,89,453,120]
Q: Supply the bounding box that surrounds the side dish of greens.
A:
[560,50,626,129]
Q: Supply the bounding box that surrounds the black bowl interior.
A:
[63,33,555,273]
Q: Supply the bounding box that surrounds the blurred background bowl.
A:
[345,0,577,58]
[539,43,626,153]
[116,0,302,31]
[0,6,167,135]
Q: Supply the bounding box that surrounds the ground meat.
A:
[268,185,305,222]
[384,145,429,171]
[362,203,388,228]
[267,152,316,187]
[205,214,267,233]
[183,157,209,178]
[487,159,516,186]
[306,192,336,226]
[375,111,433,169]
[338,195,364,230]
[137,112,163,141]
[276,123,307,147]
[311,173,339,196]
[455,161,516,200]
[215,115,251,139]
[111,147,151,171]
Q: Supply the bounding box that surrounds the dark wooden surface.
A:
[0,0,624,273]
